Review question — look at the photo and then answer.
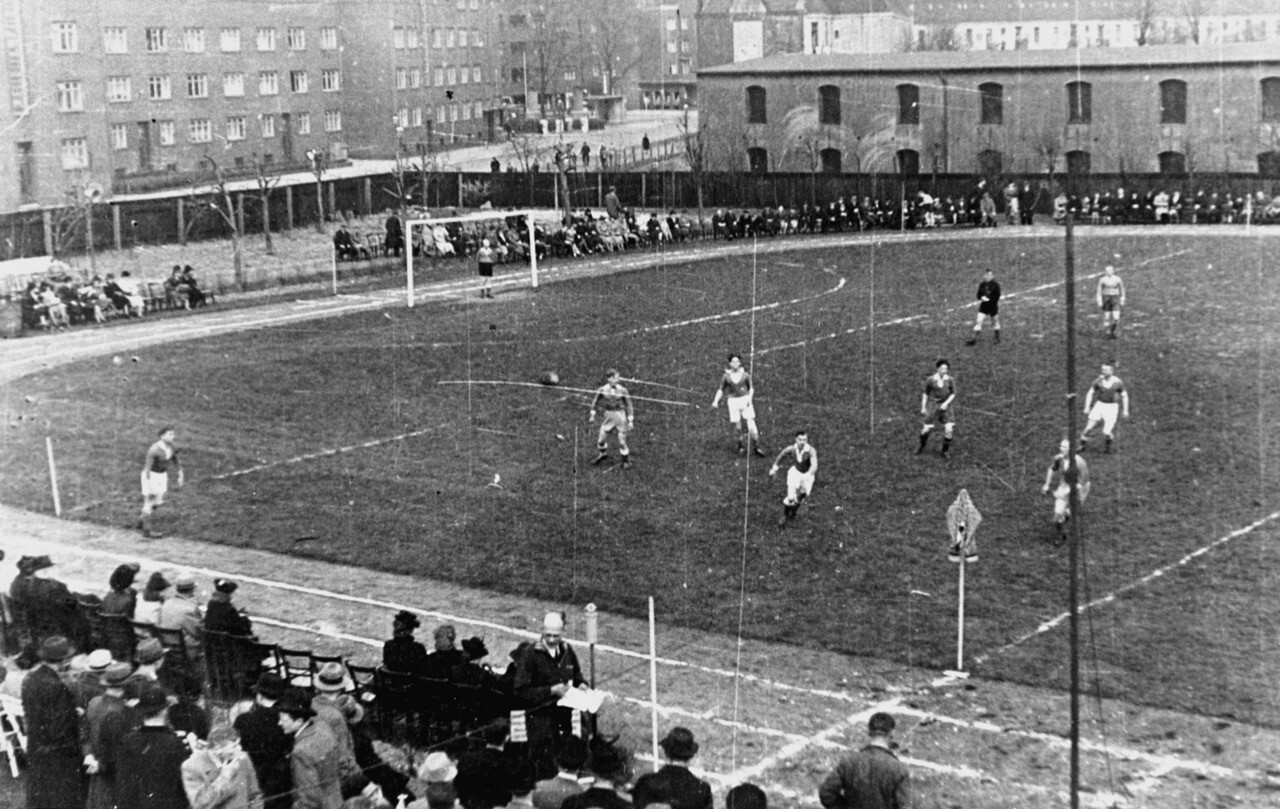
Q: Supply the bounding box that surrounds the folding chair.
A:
[277,647,315,691]
[0,695,27,778]
[346,662,379,725]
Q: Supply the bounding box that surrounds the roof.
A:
[699,0,901,14]
[698,41,1280,75]
[906,0,1274,25]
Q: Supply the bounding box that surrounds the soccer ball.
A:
[541,371,560,386]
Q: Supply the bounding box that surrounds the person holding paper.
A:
[513,612,585,777]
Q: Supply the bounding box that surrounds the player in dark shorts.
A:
[917,359,956,457]
[966,269,1002,345]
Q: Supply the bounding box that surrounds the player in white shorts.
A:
[1079,363,1129,453]
[768,431,817,526]
[589,368,634,468]
[139,426,182,539]
[1042,439,1090,543]
[711,353,766,457]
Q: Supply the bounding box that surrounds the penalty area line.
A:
[210,421,454,481]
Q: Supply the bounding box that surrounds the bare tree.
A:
[250,155,281,255]
[194,157,246,290]
[1021,126,1062,180]
[677,112,710,226]
[47,189,88,259]
[579,1,656,96]
[1134,0,1159,45]
[1183,0,1203,43]
[305,148,326,233]
[526,0,576,116]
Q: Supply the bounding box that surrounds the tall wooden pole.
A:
[1064,216,1081,809]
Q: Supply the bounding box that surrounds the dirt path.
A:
[5,226,1280,807]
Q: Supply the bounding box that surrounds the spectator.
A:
[725,784,767,809]
[181,265,208,307]
[455,719,516,809]
[641,134,650,153]
[599,145,608,170]
[135,571,170,627]
[560,736,632,809]
[101,562,142,617]
[0,643,37,700]
[817,712,910,809]
[978,192,997,227]
[532,735,587,809]
[86,661,140,809]
[384,609,429,675]
[581,143,591,169]
[118,682,190,809]
[631,727,711,809]
[234,673,293,809]
[130,637,167,684]
[181,718,263,809]
[115,271,147,315]
[512,612,584,776]
[70,648,115,710]
[13,554,79,642]
[277,689,344,809]
[1019,182,1035,225]
[22,636,87,809]
[413,749,458,809]
[164,265,190,309]
[39,283,71,329]
[334,226,361,261]
[157,571,204,667]
[310,664,363,797]
[605,186,622,220]
[203,577,253,637]
[506,760,538,809]
[452,636,499,689]
[426,624,466,679]
[386,214,406,257]
[491,157,502,173]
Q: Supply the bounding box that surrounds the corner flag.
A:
[946,489,981,563]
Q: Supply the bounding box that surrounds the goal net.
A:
[405,209,545,307]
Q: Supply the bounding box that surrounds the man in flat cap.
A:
[23,636,88,808]
[157,571,203,670]
[632,727,712,809]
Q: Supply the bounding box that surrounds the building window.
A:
[818,85,840,125]
[1160,79,1187,124]
[297,112,311,134]
[412,107,423,126]
[407,28,419,49]
[187,74,208,98]
[106,76,131,103]
[257,28,276,51]
[226,116,246,141]
[1066,149,1091,176]
[447,68,457,85]
[1261,77,1280,121]
[224,73,245,97]
[259,71,279,95]
[434,29,444,48]
[979,82,1003,125]
[449,104,459,122]
[896,148,920,175]
[290,71,308,93]
[103,27,128,53]
[460,29,469,47]
[287,27,305,50]
[51,22,78,53]
[145,28,168,52]
[410,68,421,88]
[978,149,1003,176]
[473,28,483,47]
[436,68,446,86]
[322,69,340,91]
[61,138,89,169]
[56,81,83,112]
[459,67,468,85]
[221,28,241,52]
[1158,151,1186,174]
[437,106,447,124]
[147,75,171,100]
[462,103,471,120]
[324,109,342,132]
[897,84,919,125]
[111,123,128,150]
[158,120,175,146]
[1067,81,1092,123]
[262,115,276,138]
[189,119,211,143]
[746,147,768,173]
[447,29,456,48]
[397,108,409,127]
[475,100,483,119]
[184,28,205,53]
[820,148,841,173]
[473,66,481,83]
[320,27,338,50]
[394,27,406,49]
[1258,151,1280,177]
[746,85,767,124]
[396,68,408,90]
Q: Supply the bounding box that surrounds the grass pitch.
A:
[3,228,1278,724]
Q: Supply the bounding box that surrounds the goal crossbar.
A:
[405,209,541,307]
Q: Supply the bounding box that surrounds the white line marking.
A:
[436,379,691,407]
[972,509,1280,665]
[210,422,454,480]
[724,701,901,783]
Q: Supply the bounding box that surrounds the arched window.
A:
[978,149,1003,176]
[1262,77,1280,122]
[979,83,1003,125]
[747,146,768,173]
[1158,151,1186,175]
[746,86,767,124]
[820,148,841,173]
[896,148,920,176]
[897,84,919,125]
[819,85,841,126]
[1066,150,1091,176]
[1159,79,1187,124]
[1066,81,1092,123]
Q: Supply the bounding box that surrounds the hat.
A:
[87,649,113,671]
[542,612,565,633]
[253,672,287,700]
[134,682,170,715]
[314,661,352,693]
[23,555,54,575]
[136,638,165,665]
[586,737,626,778]
[144,572,170,593]
[334,693,365,725]
[418,751,458,783]
[174,572,196,593]
[461,637,488,661]
[39,636,73,663]
[868,712,896,735]
[392,610,420,629]
[101,662,133,687]
[275,690,315,720]
[659,727,699,760]
[108,563,141,592]
[213,578,237,594]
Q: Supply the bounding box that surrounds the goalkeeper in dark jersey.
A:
[589,369,634,467]
[711,353,766,457]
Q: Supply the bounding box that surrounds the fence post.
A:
[42,209,53,255]
[641,174,647,210]
[112,204,123,250]
[362,177,372,217]
[327,183,336,224]
[285,186,294,230]
[458,171,464,207]
[235,193,245,236]
[177,198,186,245]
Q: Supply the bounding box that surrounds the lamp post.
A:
[305,148,325,233]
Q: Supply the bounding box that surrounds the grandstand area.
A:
[2,223,1279,806]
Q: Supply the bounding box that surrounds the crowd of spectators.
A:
[6,557,792,809]
[16,263,211,333]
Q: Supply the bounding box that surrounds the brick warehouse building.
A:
[0,0,501,212]
[695,42,1280,182]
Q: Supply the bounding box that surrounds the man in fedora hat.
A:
[533,735,587,809]
[382,609,428,675]
[234,673,293,809]
[22,636,87,808]
[632,727,712,809]
[118,682,190,809]
[85,661,139,809]
[818,712,910,809]
[560,736,632,809]
[277,689,344,809]
[513,611,584,776]
[311,663,358,764]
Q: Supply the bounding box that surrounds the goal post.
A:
[405,209,542,308]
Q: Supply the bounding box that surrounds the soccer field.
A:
[3,227,1278,724]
